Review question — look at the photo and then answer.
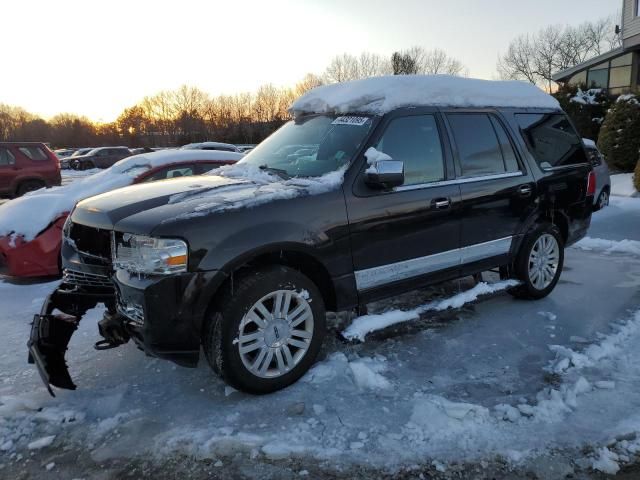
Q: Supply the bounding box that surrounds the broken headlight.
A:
[112,233,188,275]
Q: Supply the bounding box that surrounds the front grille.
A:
[68,222,111,260]
[62,269,113,289]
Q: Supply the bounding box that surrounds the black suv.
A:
[29,82,595,395]
[70,146,132,170]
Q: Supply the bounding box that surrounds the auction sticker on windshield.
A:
[332,116,370,126]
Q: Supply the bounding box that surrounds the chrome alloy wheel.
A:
[528,233,560,290]
[237,289,314,378]
[598,190,609,210]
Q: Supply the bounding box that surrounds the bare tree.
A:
[392,51,419,75]
[323,52,391,83]
[422,48,467,76]
[392,46,467,76]
[497,35,539,84]
[294,73,324,96]
[498,16,622,89]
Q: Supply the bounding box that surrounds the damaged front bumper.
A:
[28,268,226,395]
[27,283,126,396]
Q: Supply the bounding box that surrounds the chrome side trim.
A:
[394,171,523,192]
[354,236,513,291]
[461,236,512,264]
[355,249,460,292]
[541,162,590,172]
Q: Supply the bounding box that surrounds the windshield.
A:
[239,115,374,177]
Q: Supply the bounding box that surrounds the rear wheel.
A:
[596,189,609,210]
[16,180,45,197]
[509,223,564,300]
[203,265,326,394]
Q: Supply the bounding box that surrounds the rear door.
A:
[443,111,536,268]
[346,110,462,300]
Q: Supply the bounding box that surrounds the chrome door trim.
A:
[354,236,513,291]
[393,171,523,193]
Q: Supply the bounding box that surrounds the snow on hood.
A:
[290,75,560,116]
[164,163,346,222]
[0,150,242,243]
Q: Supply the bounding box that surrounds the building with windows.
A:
[552,0,640,94]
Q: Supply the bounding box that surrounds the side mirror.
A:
[365,160,404,189]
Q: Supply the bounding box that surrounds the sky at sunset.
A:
[1,0,620,122]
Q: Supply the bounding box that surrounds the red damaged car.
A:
[0,149,243,277]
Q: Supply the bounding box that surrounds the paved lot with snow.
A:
[1,183,640,478]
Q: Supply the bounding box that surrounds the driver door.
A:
[346,110,462,301]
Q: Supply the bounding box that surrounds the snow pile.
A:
[303,352,392,390]
[610,173,638,197]
[573,237,640,257]
[590,447,621,474]
[548,309,640,375]
[403,395,491,446]
[27,435,56,450]
[348,357,392,390]
[166,163,347,221]
[290,75,560,117]
[616,93,638,104]
[570,88,603,105]
[342,280,519,342]
[0,150,242,242]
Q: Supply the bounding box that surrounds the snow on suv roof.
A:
[290,75,560,116]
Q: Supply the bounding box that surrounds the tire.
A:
[203,265,326,394]
[509,223,564,300]
[16,180,45,197]
[596,189,609,211]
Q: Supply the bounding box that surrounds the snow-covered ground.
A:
[1,188,640,478]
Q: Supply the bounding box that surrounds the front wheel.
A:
[203,266,326,394]
[509,223,564,300]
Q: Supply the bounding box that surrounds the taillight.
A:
[587,171,596,196]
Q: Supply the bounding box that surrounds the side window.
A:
[489,116,520,173]
[142,165,194,182]
[194,163,221,174]
[374,114,445,186]
[447,114,507,177]
[515,113,588,169]
[18,146,48,161]
[0,148,16,166]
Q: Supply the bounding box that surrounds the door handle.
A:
[432,198,450,209]
[518,184,532,197]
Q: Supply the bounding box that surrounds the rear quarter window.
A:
[18,146,49,161]
[515,113,588,169]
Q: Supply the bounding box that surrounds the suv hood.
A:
[71,165,345,235]
[72,175,252,232]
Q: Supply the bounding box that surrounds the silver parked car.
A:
[583,138,610,211]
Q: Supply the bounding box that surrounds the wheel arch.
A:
[511,208,569,261]
[13,176,47,196]
[202,244,338,333]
